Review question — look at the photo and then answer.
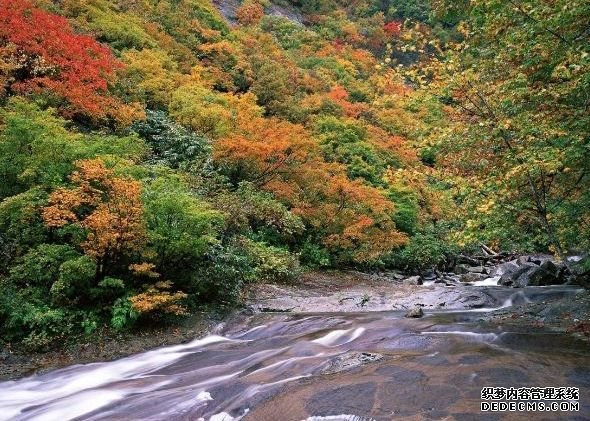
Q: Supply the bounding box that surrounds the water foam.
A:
[312,327,365,347]
[0,335,232,421]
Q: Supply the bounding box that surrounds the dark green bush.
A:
[9,244,81,288]
[388,230,458,272]
[111,296,139,330]
[2,300,76,350]
[132,110,210,171]
[300,240,331,268]
[51,256,97,305]
[388,188,419,235]
[0,188,49,273]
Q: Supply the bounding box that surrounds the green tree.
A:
[432,0,590,253]
[143,173,224,281]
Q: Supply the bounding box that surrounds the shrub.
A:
[388,230,458,272]
[143,173,224,281]
[5,303,75,350]
[300,240,331,268]
[213,182,304,243]
[0,188,48,273]
[9,244,80,288]
[129,281,188,318]
[246,240,300,283]
[132,110,210,170]
[51,256,97,305]
[388,188,419,235]
[191,242,255,305]
[111,296,139,330]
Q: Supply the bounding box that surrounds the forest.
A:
[0,0,588,350]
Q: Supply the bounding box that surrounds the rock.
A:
[459,293,493,308]
[241,306,259,315]
[570,256,590,287]
[566,253,586,264]
[388,271,406,280]
[498,264,536,287]
[527,260,566,286]
[403,276,423,286]
[421,270,438,280]
[453,264,471,274]
[529,254,554,266]
[498,261,566,287]
[405,306,424,318]
[460,273,486,283]
[489,261,519,277]
[321,351,383,374]
[457,255,482,266]
[541,259,560,274]
[518,256,532,265]
[455,263,489,275]
[467,265,488,274]
[435,277,459,286]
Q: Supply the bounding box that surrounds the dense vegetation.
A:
[0,0,587,349]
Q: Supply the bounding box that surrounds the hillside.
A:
[0,0,588,349]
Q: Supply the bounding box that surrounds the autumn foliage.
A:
[383,21,402,37]
[215,115,408,262]
[0,0,134,122]
[42,159,146,264]
[2,0,531,347]
[236,1,265,26]
[129,281,188,316]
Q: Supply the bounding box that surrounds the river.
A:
[0,286,588,420]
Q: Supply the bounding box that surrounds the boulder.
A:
[569,255,590,287]
[518,256,532,265]
[566,254,586,264]
[499,261,565,287]
[454,263,488,275]
[421,270,438,280]
[403,276,422,286]
[489,261,519,277]
[498,264,536,287]
[529,254,553,266]
[527,260,566,286]
[405,306,424,318]
[453,263,471,274]
[466,265,489,274]
[460,272,487,283]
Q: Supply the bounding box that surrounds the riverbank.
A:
[3,280,589,421]
[256,270,589,337]
[2,267,588,382]
[0,312,220,381]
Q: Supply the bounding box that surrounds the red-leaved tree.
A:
[383,21,402,37]
[0,0,133,122]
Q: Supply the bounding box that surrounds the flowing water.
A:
[1,286,589,421]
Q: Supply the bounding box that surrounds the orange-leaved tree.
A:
[236,1,265,26]
[292,164,408,262]
[215,114,407,262]
[214,114,316,187]
[42,159,146,277]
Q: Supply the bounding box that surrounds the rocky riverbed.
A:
[1,277,588,421]
[244,253,590,345]
[2,254,588,382]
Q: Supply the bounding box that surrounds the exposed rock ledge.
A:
[244,271,499,313]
